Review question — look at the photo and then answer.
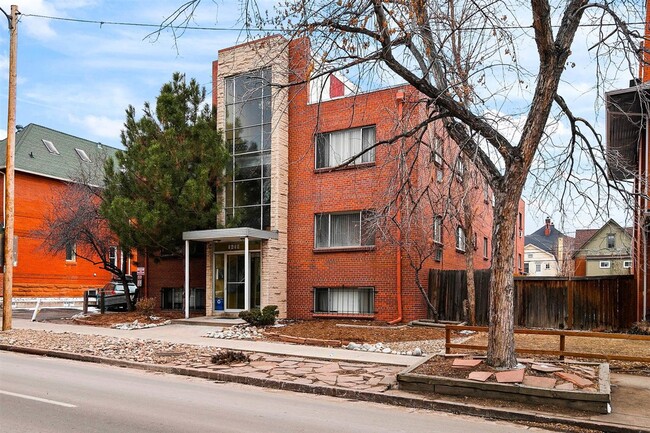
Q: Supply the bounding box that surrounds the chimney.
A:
[544,217,551,236]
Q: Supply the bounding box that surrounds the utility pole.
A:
[2,5,18,331]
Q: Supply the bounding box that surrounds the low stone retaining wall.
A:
[397,356,611,414]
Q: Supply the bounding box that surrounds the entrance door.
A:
[224,253,260,311]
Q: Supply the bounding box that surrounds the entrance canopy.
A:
[181,227,278,318]
[183,227,279,243]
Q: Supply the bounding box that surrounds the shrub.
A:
[211,350,250,365]
[238,305,279,326]
[135,297,157,316]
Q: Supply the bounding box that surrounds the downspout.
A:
[389,91,405,325]
[644,124,649,321]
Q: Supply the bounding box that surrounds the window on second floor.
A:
[456,226,466,252]
[623,260,632,269]
[599,260,611,269]
[315,211,375,248]
[315,126,375,169]
[65,242,76,262]
[483,237,489,258]
[545,263,551,270]
[433,215,443,244]
[607,234,615,249]
[535,263,541,272]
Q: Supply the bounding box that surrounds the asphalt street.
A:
[0,351,554,433]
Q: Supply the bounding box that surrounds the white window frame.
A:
[623,260,632,269]
[606,234,615,249]
[314,211,374,249]
[313,286,375,315]
[315,126,375,169]
[535,263,541,273]
[599,261,611,269]
[65,242,76,262]
[432,136,443,166]
[483,237,489,258]
[544,262,551,270]
[456,226,466,252]
[433,215,443,244]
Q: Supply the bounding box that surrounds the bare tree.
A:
[268,0,644,368]
[41,164,135,311]
[157,0,644,368]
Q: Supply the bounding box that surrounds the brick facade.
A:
[0,171,113,297]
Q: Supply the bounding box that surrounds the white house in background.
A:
[523,244,559,276]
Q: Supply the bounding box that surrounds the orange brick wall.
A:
[0,171,113,297]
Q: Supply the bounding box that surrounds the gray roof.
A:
[0,123,119,186]
[524,223,568,255]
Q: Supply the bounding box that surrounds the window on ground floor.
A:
[313,286,375,315]
[599,261,611,269]
[623,260,632,268]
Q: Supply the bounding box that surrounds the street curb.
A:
[1,344,647,433]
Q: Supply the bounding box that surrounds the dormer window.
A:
[42,139,59,155]
[75,148,92,163]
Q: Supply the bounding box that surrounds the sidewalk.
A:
[3,318,649,433]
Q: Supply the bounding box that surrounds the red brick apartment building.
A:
[0,124,124,299]
[177,36,525,322]
[605,0,650,321]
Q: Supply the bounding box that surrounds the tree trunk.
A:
[462,155,476,325]
[486,188,519,368]
[121,251,134,311]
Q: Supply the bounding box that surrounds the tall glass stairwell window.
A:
[224,68,272,229]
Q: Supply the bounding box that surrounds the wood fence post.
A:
[559,334,566,360]
[83,291,88,314]
[100,292,105,314]
[445,327,451,354]
[567,279,574,330]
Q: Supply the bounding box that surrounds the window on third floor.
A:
[606,233,615,249]
[315,126,376,169]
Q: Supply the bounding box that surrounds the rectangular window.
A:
[483,237,489,258]
[431,136,443,166]
[524,262,529,274]
[535,263,541,272]
[519,254,523,269]
[599,261,611,269]
[315,211,375,248]
[434,247,442,262]
[224,68,272,230]
[108,246,118,268]
[607,234,615,249]
[313,287,374,315]
[454,158,465,179]
[315,126,375,169]
[544,263,550,270]
[527,253,533,258]
[623,260,632,268]
[456,226,466,252]
[433,215,443,244]
[483,181,489,203]
[436,167,443,183]
[65,242,76,261]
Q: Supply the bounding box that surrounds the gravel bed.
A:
[0,329,217,365]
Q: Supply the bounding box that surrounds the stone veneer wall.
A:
[212,36,289,317]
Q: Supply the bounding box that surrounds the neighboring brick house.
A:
[605,0,650,320]
[573,220,633,277]
[177,36,523,322]
[0,124,122,298]
[523,218,574,277]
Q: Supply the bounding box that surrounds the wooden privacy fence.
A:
[428,270,637,329]
[444,325,650,363]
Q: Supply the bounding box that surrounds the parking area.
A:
[1,308,84,322]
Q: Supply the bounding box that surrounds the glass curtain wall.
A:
[224,68,272,229]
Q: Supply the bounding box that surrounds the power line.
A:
[21,13,283,32]
[21,12,647,33]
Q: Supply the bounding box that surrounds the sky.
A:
[0,0,643,237]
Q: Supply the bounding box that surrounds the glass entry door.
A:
[225,252,260,311]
